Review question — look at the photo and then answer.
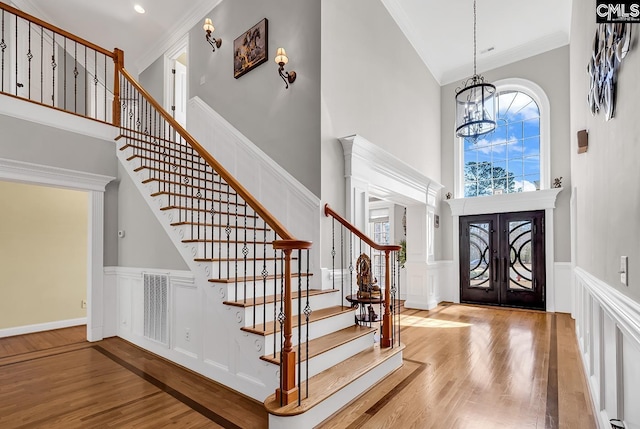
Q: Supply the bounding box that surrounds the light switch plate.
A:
[620,256,628,286]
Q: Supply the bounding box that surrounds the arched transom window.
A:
[463,90,541,197]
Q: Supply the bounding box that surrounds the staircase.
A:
[115,69,404,426]
[0,3,405,426]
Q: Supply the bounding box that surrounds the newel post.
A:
[272,239,312,406]
[276,247,298,404]
[381,250,393,347]
[112,48,124,127]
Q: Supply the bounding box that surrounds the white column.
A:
[404,204,433,309]
[87,190,105,341]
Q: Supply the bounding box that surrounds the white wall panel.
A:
[623,335,640,429]
[575,268,640,428]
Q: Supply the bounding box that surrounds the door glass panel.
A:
[469,223,491,288]
[508,221,533,291]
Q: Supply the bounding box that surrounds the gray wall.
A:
[570,0,640,302]
[185,0,321,197]
[320,0,442,262]
[116,163,188,270]
[440,46,572,262]
[139,55,165,103]
[0,114,118,265]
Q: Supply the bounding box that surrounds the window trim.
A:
[454,78,551,198]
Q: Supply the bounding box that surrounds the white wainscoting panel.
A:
[187,97,321,288]
[405,261,451,310]
[574,267,640,429]
[108,266,274,401]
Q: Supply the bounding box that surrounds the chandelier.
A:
[455,0,496,139]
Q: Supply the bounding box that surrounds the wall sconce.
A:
[203,18,222,52]
[274,48,296,89]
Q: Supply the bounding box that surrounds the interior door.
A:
[173,60,187,127]
[460,211,545,310]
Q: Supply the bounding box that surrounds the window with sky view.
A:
[464,90,541,198]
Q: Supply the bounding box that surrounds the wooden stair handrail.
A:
[324,204,401,252]
[0,2,115,58]
[118,67,295,241]
[324,203,399,349]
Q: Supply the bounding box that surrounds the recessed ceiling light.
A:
[134,4,145,14]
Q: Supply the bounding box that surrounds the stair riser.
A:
[172,225,271,244]
[267,349,404,429]
[295,332,375,380]
[222,278,302,302]
[261,310,356,356]
[240,292,342,327]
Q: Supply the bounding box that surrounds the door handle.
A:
[493,258,499,282]
[503,257,508,284]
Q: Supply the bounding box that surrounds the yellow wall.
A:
[0,181,88,329]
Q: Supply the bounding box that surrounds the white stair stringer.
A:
[117,148,279,400]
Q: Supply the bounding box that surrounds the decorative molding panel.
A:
[0,158,115,191]
[574,267,640,428]
[446,188,562,217]
[340,134,443,207]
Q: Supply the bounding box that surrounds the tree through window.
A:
[463,90,541,197]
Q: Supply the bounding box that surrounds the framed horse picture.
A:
[233,18,268,79]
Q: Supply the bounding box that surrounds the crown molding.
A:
[441,31,569,86]
[134,0,224,75]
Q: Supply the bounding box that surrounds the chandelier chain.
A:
[473,0,477,77]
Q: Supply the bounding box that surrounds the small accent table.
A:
[345,294,384,327]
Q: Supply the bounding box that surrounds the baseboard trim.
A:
[0,317,87,338]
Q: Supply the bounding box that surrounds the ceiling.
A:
[11,0,573,83]
[381,0,573,84]
[10,0,221,74]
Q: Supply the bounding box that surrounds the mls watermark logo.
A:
[597,1,640,22]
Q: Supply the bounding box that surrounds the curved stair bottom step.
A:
[265,343,404,429]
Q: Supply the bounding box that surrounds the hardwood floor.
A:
[0,305,596,428]
[318,304,596,429]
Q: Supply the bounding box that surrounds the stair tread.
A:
[241,305,352,336]
[264,342,405,416]
[175,221,270,231]
[209,272,312,285]
[260,325,376,365]
[223,288,338,308]
[120,141,195,156]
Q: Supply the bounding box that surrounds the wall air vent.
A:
[143,273,169,346]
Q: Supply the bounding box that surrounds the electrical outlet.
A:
[81,299,87,309]
[620,256,628,286]
[185,328,191,342]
